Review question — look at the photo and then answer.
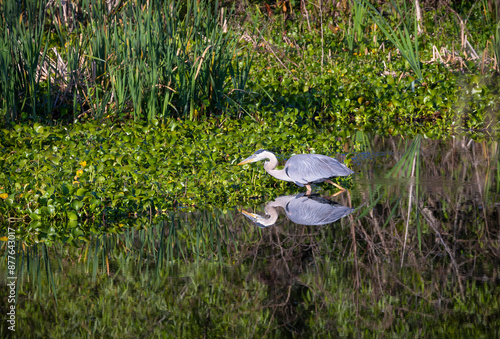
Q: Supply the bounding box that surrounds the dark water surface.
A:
[1,135,499,337]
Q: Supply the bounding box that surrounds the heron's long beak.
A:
[241,210,259,221]
[241,210,272,228]
[237,156,256,165]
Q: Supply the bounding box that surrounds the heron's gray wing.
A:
[284,154,353,185]
[284,195,353,225]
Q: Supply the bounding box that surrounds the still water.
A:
[1,135,499,337]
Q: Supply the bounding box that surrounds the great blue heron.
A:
[238,149,354,194]
[241,193,354,227]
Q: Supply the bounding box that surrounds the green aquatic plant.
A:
[0,118,355,232]
[389,136,422,259]
[362,0,422,82]
[494,21,500,72]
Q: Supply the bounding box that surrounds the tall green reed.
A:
[356,135,422,260]
[362,0,423,82]
[346,0,368,52]
[97,0,250,120]
[0,0,251,123]
[494,20,500,72]
[15,242,60,305]
[0,0,50,122]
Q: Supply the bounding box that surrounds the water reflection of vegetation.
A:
[2,195,499,336]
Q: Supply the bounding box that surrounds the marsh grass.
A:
[362,0,422,81]
[494,20,500,72]
[0,0,50,121]
[346,0,368,52]
[389,136,422,258]
[0,0,251,123]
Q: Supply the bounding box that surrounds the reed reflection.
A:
[241,193,354,227]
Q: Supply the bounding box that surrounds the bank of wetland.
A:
[1,0,500,337]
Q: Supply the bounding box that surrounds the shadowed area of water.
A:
[1,134,499,337]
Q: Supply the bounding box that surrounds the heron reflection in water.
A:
[238,150,354,195]
[241,193,354,228]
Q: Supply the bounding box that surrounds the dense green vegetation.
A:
[1,0,500,337]
[0,118,356,232]
[0,0,499,131]
[0,0,251,122]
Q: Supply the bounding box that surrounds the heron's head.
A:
[237,149,268,165]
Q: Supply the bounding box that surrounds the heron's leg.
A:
[305,184,312,195]
[329,190,344,198]
[325,179,346,192]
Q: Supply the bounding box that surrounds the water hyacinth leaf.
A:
[71,227,84,237]
[4,195,15,207]
[71,201,84,211]
[50,156,62,165]
[76,188,87,196]
[30,212,41,221]
[61,184,70,196]
[67,211,78,221]
[46,205,56,215]
[33,123,43,134]
[39,206,51,216]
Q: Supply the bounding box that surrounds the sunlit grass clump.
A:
[0,0,251,122]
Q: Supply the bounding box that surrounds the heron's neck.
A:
[263,154,293,182]
[259,206,279,227]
